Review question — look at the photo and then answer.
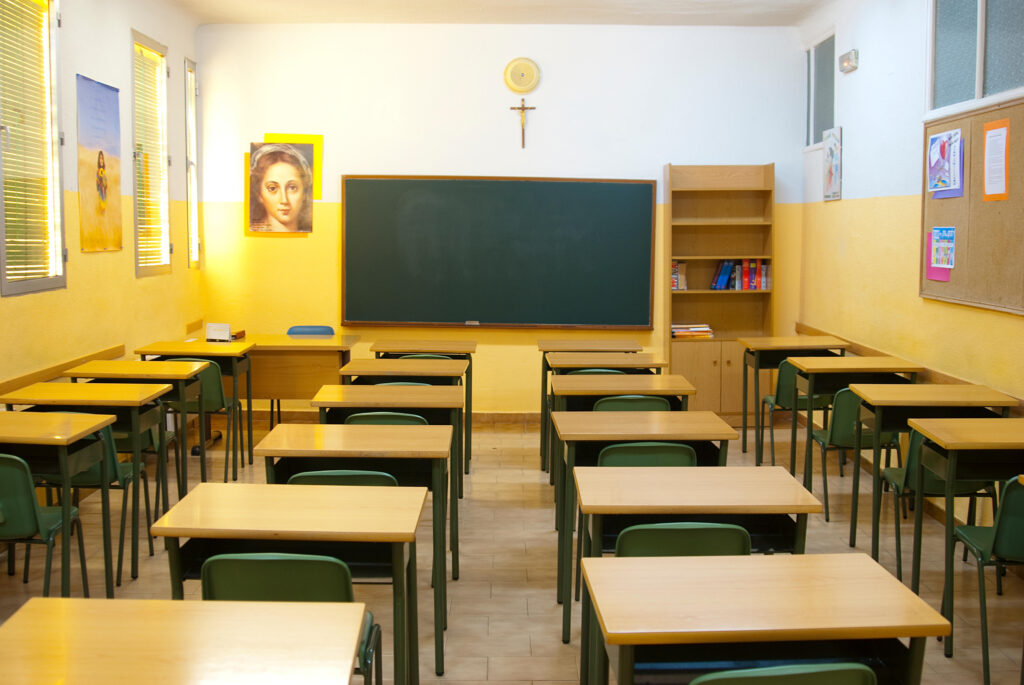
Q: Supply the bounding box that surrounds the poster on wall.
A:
[925,229,952,282]
[75,74,122,252]
[823,127,841,201]
[931,226,955,269]
[245,141,315,234]
[982,118,1009,201]
[927,128,961,194]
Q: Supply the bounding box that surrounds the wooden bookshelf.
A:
[665,163,774,420]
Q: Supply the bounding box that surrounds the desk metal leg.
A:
[165,537,184,600]
[245,358,254,465]
[802,374,816,490]
[99,453,113,597]
[744,351,752,458]
[449,409,460,580]
[130,407,142,579]
[176,380,189,499]
[58,445,72,597]
[407,540,421,684]
[465,354,472,476]
[561,442,576,643]
[432,460,447,675]
[457,379,465,499]
[942,449,958,658]
[540,356,550,473]
[616,645,635,685]
[911,434,925,594]
[870,411,884,561]
[392,542,410,685]
[230,361,240,481]
[790,373,799,475]
[850,417,864,548]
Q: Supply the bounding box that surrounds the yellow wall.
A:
[800,195,1024,400]
[0,193,201,381]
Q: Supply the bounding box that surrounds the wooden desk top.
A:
[736,335,849,352]
[340,358,469,377]
[552,410,738,442]
[788,355,925,374]
[546,352,667,369]
[246,333,360,351]
[63,359,209,380]
[151,482,426,542]
[254,423,452,460]
[551,374,696,397]
[0,382,171,407]
[313,384,464,409]
[0,412,116,445]
[538,339,642,353]
[0,597,363,683]
[583,553,949,646]
[850,383,1019,408]
[135,339,255,357]
[575,466,821,515]
[371,339,477,354]
[908,417,1024,450]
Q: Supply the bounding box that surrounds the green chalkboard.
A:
[342,176,655,328]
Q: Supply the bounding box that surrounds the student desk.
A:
[0,596,365,683]
[136,339,255,478]
[151,482,424,685]
[737,335,849,465]
[0,412,115,598]
[907,417,1024,659]
[538,340,642,473]
[254,422,451,675]
[575,465,822,677]
[582,553,949,685]
[372,338,476,476]
[247,332,360,409]
[787,356,923,486]
[62,359,210,505]
[340,357,469,493]
[0,381,170,584]
[848,383,1018,560]
[550,410,738,643]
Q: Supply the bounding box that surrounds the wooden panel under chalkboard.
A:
[342,175,655,328]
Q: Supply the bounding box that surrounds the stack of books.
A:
[671,323,713,339]
[670,260,687,290]
[709,259,771,290]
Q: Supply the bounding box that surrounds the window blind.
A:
[0,0,65,296]
[132,36,170,276]
[184,58,199,266]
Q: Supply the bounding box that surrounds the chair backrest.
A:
[593,394,671,412]
[770,360,798,410]
[344,411,428,426]
[73,424,121,485]
[825,387,866,448]
[597,441,697,467]
[0,453,44,539]
[288,469,399,487]
[566,368,626,375]
[201,552,354,601]
[690,663,877,685]
[167,356,228,410]
[990,475,1024,562]
[287,325,334,336]
[614,522,751,557]
[398,354,451,360]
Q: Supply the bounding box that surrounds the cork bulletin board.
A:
[920,96,1024,315]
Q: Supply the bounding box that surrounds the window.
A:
[132,31,170,276]
[932,0,1024,110]
[184,58,199,266]
[0,0,65,296]
[806,35,835,146]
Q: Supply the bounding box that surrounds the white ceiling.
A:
[168,0,826,27]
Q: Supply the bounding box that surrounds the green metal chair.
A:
[37,424,153,586]
[201,552,381,685]
[954,475,1024,685]
[883,430,996,581]
[760,360,832,467]
[811,388,901,521]
[593,394,671,411]
[597,441,697,467]
[287,469,399,487]
[344,411,428,426]
[0,453,89,597]
[690,663,877,684]
[165,356,241,483]
[614,521,751,557]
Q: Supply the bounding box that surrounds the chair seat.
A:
[36,506,77,541]
[953,525,994,558]
[766,393,831,412]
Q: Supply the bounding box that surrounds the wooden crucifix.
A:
[510,98,536,149]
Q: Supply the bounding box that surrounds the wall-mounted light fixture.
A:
[839,49,859,73]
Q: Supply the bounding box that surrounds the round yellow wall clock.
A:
[504,57,540,93]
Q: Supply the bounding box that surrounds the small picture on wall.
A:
[823,127,842,201]
[246,142,314,234]
[76,74,123,251]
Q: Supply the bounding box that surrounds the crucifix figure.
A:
[510,98,536,149]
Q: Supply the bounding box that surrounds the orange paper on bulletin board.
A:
[982,118,1009,201]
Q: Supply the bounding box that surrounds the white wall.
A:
[196,23,808,203]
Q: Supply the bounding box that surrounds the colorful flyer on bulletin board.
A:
[925,229,952,282]
[931,227,955,268]
[928,128,961,193]
[983,118,1009,201]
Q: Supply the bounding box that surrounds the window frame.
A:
[130,29,171,278]
[805,32,836,148]
[184,57,199,267]
[0,0,66,297]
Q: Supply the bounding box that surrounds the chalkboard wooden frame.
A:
[342,175,656,328]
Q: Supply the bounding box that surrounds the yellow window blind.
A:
[132,34,170,276]
[0,0,65,296]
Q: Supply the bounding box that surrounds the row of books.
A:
[710,259,771,290]
[670,260,687,290]
[671,323,713,339]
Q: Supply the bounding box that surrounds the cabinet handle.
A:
[725,360,731,367]
[712,360,718,367]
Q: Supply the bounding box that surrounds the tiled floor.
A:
[1,416,1021,684]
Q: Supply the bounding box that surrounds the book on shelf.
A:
[671,260,678,289]
[712,259,733,289]
[670,260,687,290]
[741,260,750,290]
[762,263,771,290]
[732,264,741,290]
[671,323,714,339]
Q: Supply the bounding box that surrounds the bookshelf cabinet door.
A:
[670,340,721,412]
